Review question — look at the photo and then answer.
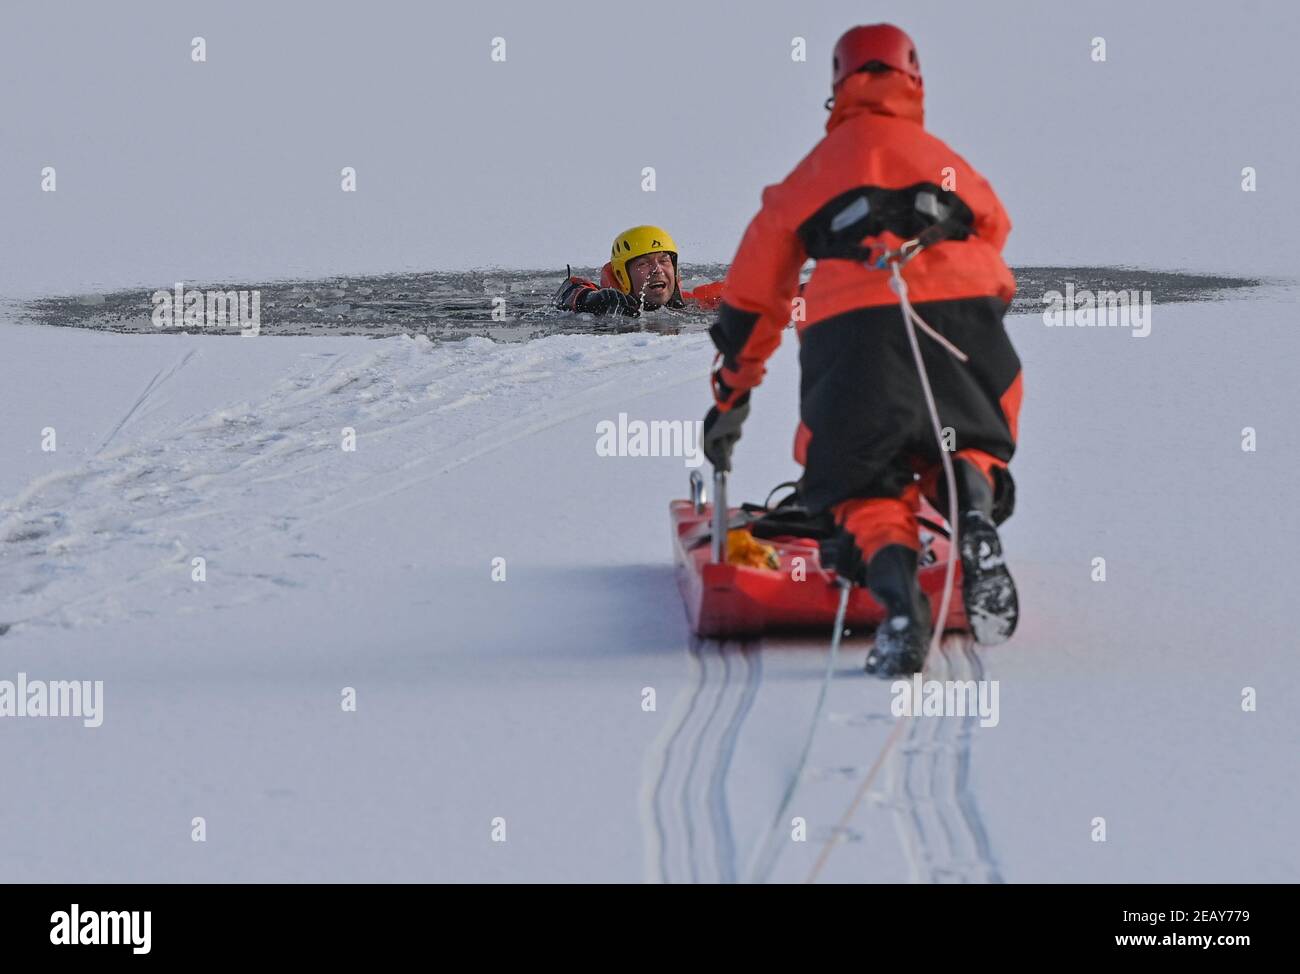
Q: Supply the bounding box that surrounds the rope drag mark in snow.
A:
[641,637,763,883]
[805,708,907,884]
[804,633,1002,883]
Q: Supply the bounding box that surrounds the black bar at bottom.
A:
[0,883,1286,960]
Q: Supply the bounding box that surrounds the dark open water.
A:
[15,265,1265,341]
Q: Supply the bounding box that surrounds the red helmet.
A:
[831,24,922,89]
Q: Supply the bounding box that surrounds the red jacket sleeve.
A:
[709,185,806,409]
[553,273,598,312]
[681,280,724,310]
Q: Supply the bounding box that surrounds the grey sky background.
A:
[1,0,1295,297]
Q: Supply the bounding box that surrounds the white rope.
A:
[888,261,960,659]
[742,256,965,883]
[904,304,968,362]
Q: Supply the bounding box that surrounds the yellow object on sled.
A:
[726,529,781,571]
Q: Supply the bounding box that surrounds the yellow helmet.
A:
[608,225,678,294]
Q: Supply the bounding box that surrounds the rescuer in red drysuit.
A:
[701,24,1023,677]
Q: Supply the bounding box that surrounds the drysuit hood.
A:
[826,70,925,133]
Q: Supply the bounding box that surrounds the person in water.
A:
[553,225,723,316]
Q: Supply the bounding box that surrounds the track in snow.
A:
[642,637,762,884]
[642,626,1003,884]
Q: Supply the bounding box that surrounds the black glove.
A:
[577,288,641,317]
[702,395,750,472]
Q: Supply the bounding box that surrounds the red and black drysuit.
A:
[709,70,1022,562]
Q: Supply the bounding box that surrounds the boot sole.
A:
[959,516,1019,645]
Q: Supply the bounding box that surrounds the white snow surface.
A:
[1,297,1297,883]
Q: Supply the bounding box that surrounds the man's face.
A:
[626,251,676,308]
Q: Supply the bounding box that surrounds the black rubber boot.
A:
[951,460,1019,645]
[862,544,932,677]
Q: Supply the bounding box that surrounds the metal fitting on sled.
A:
[689,469,706,514]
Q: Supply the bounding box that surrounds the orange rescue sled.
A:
[670,472,968,638]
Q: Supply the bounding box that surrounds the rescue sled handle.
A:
[687,467,725,561]
[711,469,727,564]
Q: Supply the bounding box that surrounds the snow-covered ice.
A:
[1,291,1297,882]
